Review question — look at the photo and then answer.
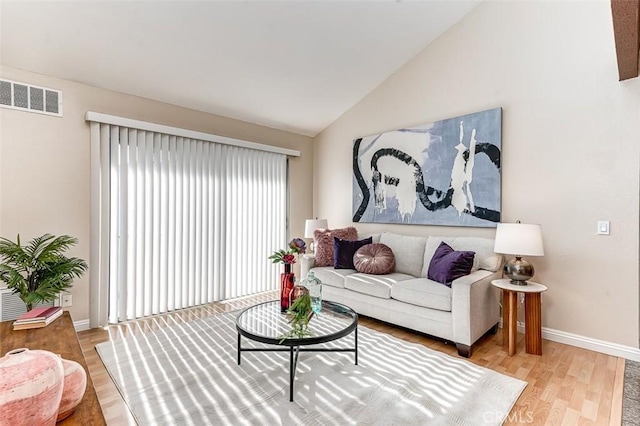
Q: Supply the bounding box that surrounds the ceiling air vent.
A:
[0,79,63,117]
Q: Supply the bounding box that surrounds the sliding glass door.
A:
[89,116,290,324]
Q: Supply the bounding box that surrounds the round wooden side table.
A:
[491,279,547,356]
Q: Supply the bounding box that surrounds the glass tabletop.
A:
[236,300,358,346]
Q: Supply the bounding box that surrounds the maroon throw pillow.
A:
[353,243,395,275]
[314,227,358,267]
[427,241,475,286]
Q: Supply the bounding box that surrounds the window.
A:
[88,113,299,325]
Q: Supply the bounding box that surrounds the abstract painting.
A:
[353,107,501,227]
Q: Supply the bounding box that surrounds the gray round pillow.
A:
[353,243,395,275]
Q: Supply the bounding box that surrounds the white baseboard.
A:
[73,319,90,332]
[499,320,640,361]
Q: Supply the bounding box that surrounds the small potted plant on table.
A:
[280,291,314,342]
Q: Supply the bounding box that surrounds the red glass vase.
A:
[280,264,295,312]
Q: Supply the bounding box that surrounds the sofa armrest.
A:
[451,270,501,347]
[301,254,316,278]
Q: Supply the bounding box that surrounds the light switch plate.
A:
[597,220,610,235]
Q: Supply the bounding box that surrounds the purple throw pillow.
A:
[333,237,373,269]
[427,241,475,286]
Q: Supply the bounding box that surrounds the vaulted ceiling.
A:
[0,1,480,137]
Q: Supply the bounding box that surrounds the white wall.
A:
[0,65,313,322]
[313,1,640,347]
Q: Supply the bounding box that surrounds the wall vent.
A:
[0,79,63,117]
[0,288,56,322]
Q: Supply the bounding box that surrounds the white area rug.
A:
[96,311,526,425]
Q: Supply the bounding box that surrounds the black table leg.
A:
[237,333,241,365]
[289,345,301,402]
[355,326,358,365]
[289,346,294,401]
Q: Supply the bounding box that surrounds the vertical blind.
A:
[90,118,289,324]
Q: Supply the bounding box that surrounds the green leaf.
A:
[278,293,314,342]
[0,233,87,310]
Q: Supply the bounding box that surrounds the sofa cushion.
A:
[390,278,452,312]
[344,272,414,299]
[422,236,502,276]
[379,232,427,277]
[314,227,358,267]
[333,236,372,269]
[353,243,395,275]
[427,241,475,286]
[308,267,355,289]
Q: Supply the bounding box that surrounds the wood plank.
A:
[0,312,106,425]
[609,357,625,425]
[524,292,543,355]
[581,398,599,421]
[530,399,552,425]
[611,0,640,80]
[546,398,569,425]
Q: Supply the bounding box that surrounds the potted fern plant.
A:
[0,234,88,311]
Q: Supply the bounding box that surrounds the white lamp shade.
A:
[494,223,544,256]
[304,219,328,238]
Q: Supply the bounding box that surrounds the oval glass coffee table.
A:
[236,300,358,401]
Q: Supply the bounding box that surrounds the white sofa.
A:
[301,232,503,357]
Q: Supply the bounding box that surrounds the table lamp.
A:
[304,218,328,253]
[493,222,544,285]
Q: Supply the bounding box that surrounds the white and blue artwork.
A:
[352,107,502,227]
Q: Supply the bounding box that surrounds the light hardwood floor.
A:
[78,291,624,425]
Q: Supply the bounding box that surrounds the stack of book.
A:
[13,306,63,330]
